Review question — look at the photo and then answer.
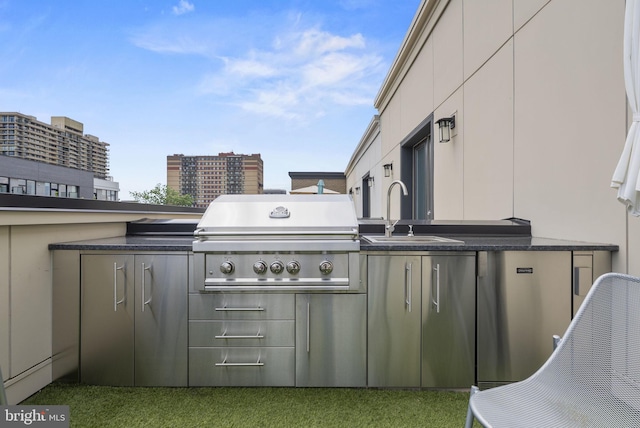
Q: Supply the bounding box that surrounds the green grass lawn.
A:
[23,383,477,427]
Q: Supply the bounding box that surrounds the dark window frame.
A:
[400,114,434,220]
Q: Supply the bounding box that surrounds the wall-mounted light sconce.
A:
[355,187,361,195]
[435,115,456,143]
[349,187,353,195]
[383,163,393,177]
[367,176,374,187]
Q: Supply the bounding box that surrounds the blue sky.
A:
[0,0,421,197]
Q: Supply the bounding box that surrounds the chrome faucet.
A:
[386,180,408,237]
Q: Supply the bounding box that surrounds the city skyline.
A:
[0,0,421,197]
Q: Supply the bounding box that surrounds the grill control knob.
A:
[319,260,333,275]
[286,261,301,275]
[270,260,285,274]
[253,260,268,275]
[220,261,235,275]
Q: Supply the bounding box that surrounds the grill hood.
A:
[192,194,361,291]
[194,194,359,240]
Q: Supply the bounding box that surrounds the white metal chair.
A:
[465,272,640,427]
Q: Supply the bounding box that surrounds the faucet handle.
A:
[407,225,414,237]
[385,219,400,237]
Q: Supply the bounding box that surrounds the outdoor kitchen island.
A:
[50,208,618,390]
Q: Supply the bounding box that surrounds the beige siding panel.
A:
[434,88,464,219]
[433,0,463,108]
[463,0,513,80]
[514,0,551,32]
[400,37,435,135]
[380,94,403,156]
[463,40,514,220]
[10,225,53,377]
[347,133,382,218]
[0,227,8,378]
[9,223,123,376]
[513,0,626,243]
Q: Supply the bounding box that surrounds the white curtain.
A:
[612,0,640,216]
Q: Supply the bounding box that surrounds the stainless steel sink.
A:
[361,235,465,245]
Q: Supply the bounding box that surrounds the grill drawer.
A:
[189,347,295,386]
[189,320,295,347]
[189,293,295,320]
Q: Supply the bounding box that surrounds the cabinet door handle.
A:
[141,263,152,312]
[113,263,125,312]
[215,306,265,311]
[432,263,440,313]
[306,301,311,353]
[405,262,412,312]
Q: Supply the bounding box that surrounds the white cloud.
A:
[133,12,385,120]
[301,51,375,87]
[288,28,365,57]
[130,24,211,55]
[199,25,382,119]
[172,0,194,16]
[226,57,278,78]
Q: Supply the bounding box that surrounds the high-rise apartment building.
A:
[0,113,109,179]
[167,152,263,208]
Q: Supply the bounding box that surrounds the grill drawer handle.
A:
[215,356,264,367]
[215,306,265,312]
[215,329,264,339]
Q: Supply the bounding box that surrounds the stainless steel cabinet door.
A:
[134,255,188,386]
[367,255,421,387]
[296,294,367,387]
[477,251,571,387]
[422,254,475,388]
[81,254,135,386]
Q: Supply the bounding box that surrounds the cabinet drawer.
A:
[189,320,295,347]
[189,347,295,386]
[189,293,295,320]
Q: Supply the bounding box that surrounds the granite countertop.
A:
[357,219,618,251]
[358,235,619,252]
[48,216,617,252]
[49,236,195,251]
[49,234,619,252]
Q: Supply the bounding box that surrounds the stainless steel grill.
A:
[192,194,361,292]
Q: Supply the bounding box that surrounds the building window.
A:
[362,174,371,218]
[401,115,434,220]
[26,180,36,195]
[10,178,26,194]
